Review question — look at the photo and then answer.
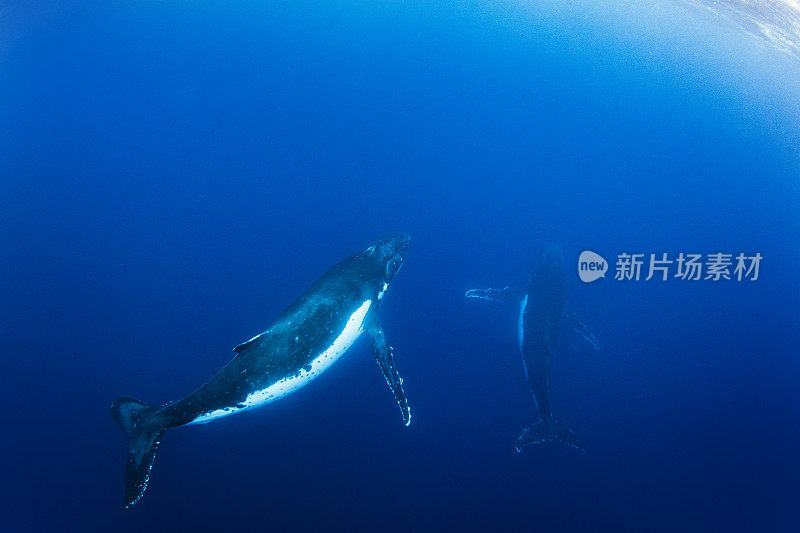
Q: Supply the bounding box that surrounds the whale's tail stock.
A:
[110,397,166,507]
[514,417,586,454]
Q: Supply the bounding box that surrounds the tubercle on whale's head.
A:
[359,233,410,289]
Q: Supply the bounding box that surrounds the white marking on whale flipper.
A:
[518,294,528,352]
[190,299,373,424]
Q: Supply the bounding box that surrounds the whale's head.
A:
[359,233,410,288]
[528,245,566,300]
[541,245,564,272]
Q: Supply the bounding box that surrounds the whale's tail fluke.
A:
[515,417,586,454]
[111,397,166,507]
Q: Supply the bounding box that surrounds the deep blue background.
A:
[2,1,800,531]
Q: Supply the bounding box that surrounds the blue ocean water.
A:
[2,1,800,531]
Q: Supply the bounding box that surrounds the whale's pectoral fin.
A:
[564,311,600,351]
[464,286,517,302]
[369,325,411,426]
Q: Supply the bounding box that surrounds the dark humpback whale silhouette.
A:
[111,234,412,507]
[466,248,598,452]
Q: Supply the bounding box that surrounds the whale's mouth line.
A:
[386,253,405,282]
[384,234,409,283]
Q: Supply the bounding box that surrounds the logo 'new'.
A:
[578,251,607,283]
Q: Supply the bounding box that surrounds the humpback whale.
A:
[466,249,598,453]
[111,233,412,507]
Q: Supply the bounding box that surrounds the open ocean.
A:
[2,1,800,531]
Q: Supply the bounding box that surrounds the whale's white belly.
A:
[190,299,372,424]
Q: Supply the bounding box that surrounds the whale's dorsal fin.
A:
[233,333,264,354]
